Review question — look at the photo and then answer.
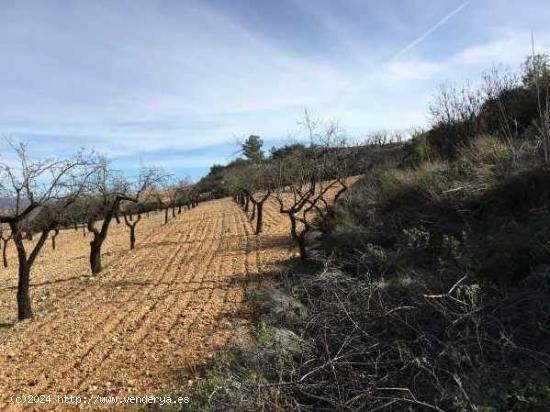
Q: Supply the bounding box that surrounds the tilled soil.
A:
[0,198,294,410]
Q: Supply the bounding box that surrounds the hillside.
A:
[180,56,550,411]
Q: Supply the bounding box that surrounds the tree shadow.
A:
[0,275,84,291]
[0,321,15,330]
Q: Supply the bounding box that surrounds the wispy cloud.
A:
[0,0,548,177]
[451,29,550,66]
[390,1,472,61]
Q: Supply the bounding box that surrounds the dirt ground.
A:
[0,198,296,411]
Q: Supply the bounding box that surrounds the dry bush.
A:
[280,267,550,411]
[186,264,550,411]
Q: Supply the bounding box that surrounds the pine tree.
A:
[242,135,264,162]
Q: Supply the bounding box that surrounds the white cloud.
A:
[452,30,550,67]
[2,0,550,175]
[386,60,443,80]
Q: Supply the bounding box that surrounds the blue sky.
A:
[1,0,549,180]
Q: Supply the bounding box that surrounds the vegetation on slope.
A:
[180,54,550,411]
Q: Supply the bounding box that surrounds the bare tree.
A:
[272,117,350,259]
[189,187,200,208]
[0,143,95,319]
[241,162,274,234]
[155,190,170,225]
[274,159,347,259]
[167,185,178,218]
[122,206,141,250]
[86,159,160,274]
[51,227,60,250]
[175,178,193,214]
[153,175,176,225]
[0,225,12,268]
[363,130,404,146]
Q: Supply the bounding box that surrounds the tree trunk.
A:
[289,214,298,241]
[287,214,308,260]
[129,226,136,250]
[12,226,51,320]
[298,235,308,260]
[244,195,249,212]
[178,204,182,214]
[51,229,59,250]
[172,205,176,217]
[17,261,32,320]
[90,236,104,274]
[11,228,32,320]
[250,202,256,220]
[2,239,8,268]
[164,207,169,224]
[256,201,264,234]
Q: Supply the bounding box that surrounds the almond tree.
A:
[273,117,350,259]
[241,162,274,234]
[152,175,178,225]
[86,159,160,274]
[155,189,170,225]
[167,184,179,218]
[51,227,60,250]
[0,143,95,319]
[0,225,12,268]
[189,187,200,208]
[225,161,272,234]
[122,204,142,250]
[157,195,170,224]
[175,178,193,214]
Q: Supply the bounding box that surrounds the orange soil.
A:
[0,199,295,411]
[0,177,358,410]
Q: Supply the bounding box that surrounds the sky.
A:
[1,0,549,180]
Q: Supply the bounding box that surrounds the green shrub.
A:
[404,131,435,165]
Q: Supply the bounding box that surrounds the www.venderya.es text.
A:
[10,394,190,407]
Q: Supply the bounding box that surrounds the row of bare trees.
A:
[0,143,199,320]
[231,116,351,260]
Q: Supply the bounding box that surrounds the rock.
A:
[270,327,307,356]
[248,282,308,326]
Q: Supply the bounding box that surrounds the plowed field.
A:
[0,198,295,410]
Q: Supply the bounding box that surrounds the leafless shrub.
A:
[223,265,549,411]
[429,81,485,130]
[363,130,404,146]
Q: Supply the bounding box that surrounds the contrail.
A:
[390,0,472,61]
